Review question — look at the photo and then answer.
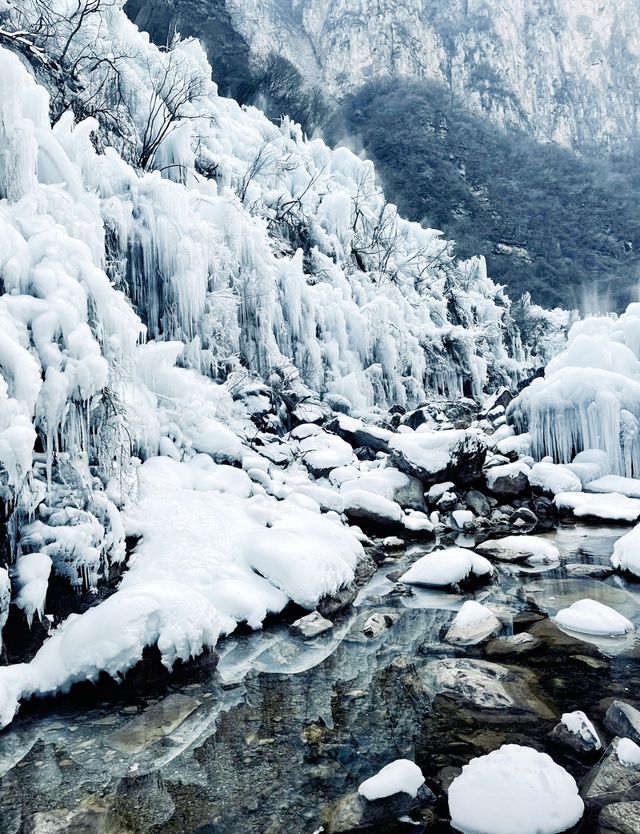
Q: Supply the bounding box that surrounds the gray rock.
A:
[390,430,486,487]
[565,563,614,579]
[598,801,640,834]
[465,489,492,517]
[605,702,640,744]
[483,632,543,658]
[290,611,334,638]
[549,715,602,754]
[317,583,358,618]
[107,694,200,754]
[510,507,538,529]
[485,463,529,497]
[353,427,392,454]
[582,738,640,811]
[362,613,395,638]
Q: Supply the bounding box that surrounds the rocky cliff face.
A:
[222,0,640,154]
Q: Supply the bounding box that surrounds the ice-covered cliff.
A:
[0,0,567,726]
[216,0,640,154]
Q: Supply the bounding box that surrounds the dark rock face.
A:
[390,431,486,488]
[485,466,529,497]
[464,489,492,517]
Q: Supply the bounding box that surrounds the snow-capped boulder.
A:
[553,599,634,636]
[358,759,425,800]
[342,490,404,527]
[611,524,640,577]
[299,431,354,478]
[448,744,584,834]
[565,449,610,486]
[340,468,426,511]
[484,461,530,496]
[582,737,640,811]
[587,475,640,498]
[475,535,559,565]
[389,428,486,487]
[399,548,493,588]
[555,492,640,522]
[529,462,582,496]
[550,710,602,754]
[444,601,500,645]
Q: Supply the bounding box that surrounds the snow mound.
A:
[528,462,582,495]
[585,475,640,498]
[358,759,425,801]
[400,548,493,588]
[611,524,640,577]
[617,737,640,767]
[448,744,584,834]
[555,492,640,522]
[554,599,634,636]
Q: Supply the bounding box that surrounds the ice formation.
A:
[510,306,640,476]
[448,744,584,834]
[0,0,565,725]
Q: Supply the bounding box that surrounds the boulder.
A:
[605,702,640,745]
[342,491,403,527]
[362,613,395,638]
[484,632,543,658]
[582,738,640,811]
[390,429,486,487]
[549,711,602,755]
[322,784,434,834]
[510,507,538,529]
[484,461,530,497]
[597,801,640,834]
[465,489,492,517]
[353,426,393,454]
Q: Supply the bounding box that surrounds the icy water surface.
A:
[1,523,640,833]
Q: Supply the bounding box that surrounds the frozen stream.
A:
[1,523,639,833]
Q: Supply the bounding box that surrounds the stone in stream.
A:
[290,611,333,638]
[444,601,501,646]
[483,632,543,658]
[361,613,395,638]
[604,701,640,745]
[464,489,492,517]
[565,563,615,579]
[509,507,538,529]
[107,693,200,754]
[484,461,530,497]
[549,710,602,755]
[24,799,129,834]
[581,737,640,811]
[476,535,559,565]
[597,801,640,834]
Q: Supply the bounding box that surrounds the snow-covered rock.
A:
[399,548,493,588]
[340,468,426,511]
[552,710,602,753]
[342,490,404,527]
[529,461,582,495]
[475,535,560,565]
[604,701,640,745]
[555,492,640,522]
[611,524,640,577]
[554,599,634,636]
[448,744,584,834]
[389,428,486,487]
[587,475,640,498]
[358,759,425,801]
[484,460,530,496]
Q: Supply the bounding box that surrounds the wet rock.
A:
[509,507,538,529]
[382,536,404,552]
[107,694,200,754]
[317,582,358,619]
[483,632,543,658]
[565,563,614,579]
[322,784,435,834]
[605,702,640,745]
[362,613,395,638]
[115,770,175,829]
[444,606,500,646]
[290,611,333,638]
[24,799,128,834]
[597,801,640,834]
[476,535,559,565]
[582,738,640,811]
[464,489,492,517]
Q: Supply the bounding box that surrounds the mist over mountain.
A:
[125,0,640,310]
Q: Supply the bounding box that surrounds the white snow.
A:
[400,548,493,587]
[611,523,640,577]
[561,711,601,750]
[528,462,582,495]
[484,461,530,490]
[617,737,640,767]
[452,510,474,529]
[389,428,478,475]
[342,490,404,524]
[445,600,500,645]
[554,492,640,521]
[448,744,584,834]
[585,475,640,498]
[553,599,634,636]
[358,759,425,801]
